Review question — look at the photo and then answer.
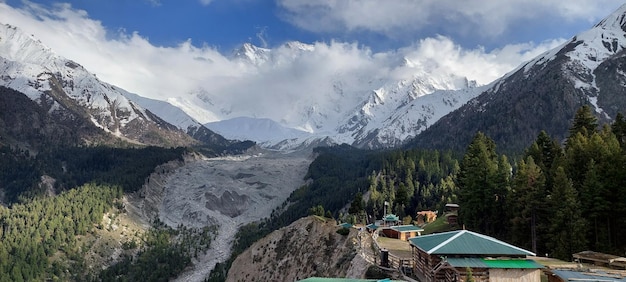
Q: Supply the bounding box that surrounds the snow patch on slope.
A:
[0,24,149,131]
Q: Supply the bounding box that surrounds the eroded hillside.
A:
[227,216,372,282]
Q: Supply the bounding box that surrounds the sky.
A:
[0,0,625,123]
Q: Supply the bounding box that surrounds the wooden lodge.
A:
[381,225,424,241]
[408,230,542,282]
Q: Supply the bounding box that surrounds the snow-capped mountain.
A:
[334,75,484,148]
[410,3,626,152]
[0,23,225,147]
[168,41,484,149]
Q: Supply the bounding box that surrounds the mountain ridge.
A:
[0,23,230,149]
[409,3,626,153]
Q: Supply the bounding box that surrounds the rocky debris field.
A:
[128,149,313,282]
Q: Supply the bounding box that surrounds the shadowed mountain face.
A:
[0,24,230,149]
[0,85,111,148]
[410,6,626,153]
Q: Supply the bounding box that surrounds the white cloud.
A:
[0,1,565,124]
[146,0,162,7]
[199,0,213,6]
[276,0,622,39]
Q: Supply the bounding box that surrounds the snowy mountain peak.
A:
[0,24,61,66]
[231,43,270,65]
[571,4,626,62]
[282,41,315,52]
[594,3,626,30]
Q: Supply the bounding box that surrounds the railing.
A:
[359,229,417,281]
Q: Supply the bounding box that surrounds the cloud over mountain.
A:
[0,1,564,126]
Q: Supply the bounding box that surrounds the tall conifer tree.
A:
[548,167,587,260]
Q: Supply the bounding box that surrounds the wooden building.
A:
[381,225,424,241]
[408,230,542,282]
[573,251,626,269]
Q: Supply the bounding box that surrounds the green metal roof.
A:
[408,231,451,251]
[391,225,424,232]
[444,258,543,269]
[408,230,535,256]
[482,259,543,269]
[383,214,399,221]
[366,223,379,230]
[337,223,353,229]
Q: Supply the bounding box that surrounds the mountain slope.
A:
[410,4,626,153]
[0,85,105,148]
[121,91,231,146]
[0,23,212,148]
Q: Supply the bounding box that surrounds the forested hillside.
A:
[0,184,122,281]
[0,146,188,203]
[0,145,217,281]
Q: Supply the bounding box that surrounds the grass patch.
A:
[422,213,458,234]
[376,237,412,258]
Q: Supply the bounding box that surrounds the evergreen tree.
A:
[510,157,547,255]
[348,192,365,215]
[525,130,562,190]
[547,167,587,260]
[611,112,626,148]
[580,160,610,251]
[568,105,598,138]
[458,132,507,236]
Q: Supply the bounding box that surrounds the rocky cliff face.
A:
[227,216,370,282]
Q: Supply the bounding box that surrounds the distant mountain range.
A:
[3,4,626,153]
[203,42,485,149]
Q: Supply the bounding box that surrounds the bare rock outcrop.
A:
[227,216,371,282]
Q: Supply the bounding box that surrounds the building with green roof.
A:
[337,222,353,229]
[408,230,541,282]
[365,223,379,232]
[382,214,399,226]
